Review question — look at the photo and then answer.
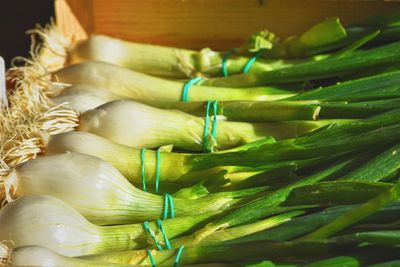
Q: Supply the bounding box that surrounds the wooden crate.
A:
[57,0,400,50]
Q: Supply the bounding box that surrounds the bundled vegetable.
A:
[0,152,253,225]
[0,195,225,257]
[67,34,293,78]
[0,243,134,267]
[53,61,294,102]
[2,10,400,267]
[77,100,336,151]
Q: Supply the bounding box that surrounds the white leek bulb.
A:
[78,100,270,151]
[1,153,236,225]
[45,131,217,188]
[9,245,135,267]
[52,84,124,114]
[0,195,216,257]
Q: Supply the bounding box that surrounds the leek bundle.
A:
[54,61,294,102]
[0,153,241,225]
[0,243,134,267]
[78,100,334,151]
[52,84,125,114]
[52,83,320,121]
[44,131,266,190]
[68,35,293,78]
[0,195,221,257]
[201,41,400,87]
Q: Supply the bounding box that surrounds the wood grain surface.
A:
[57,0,400,50]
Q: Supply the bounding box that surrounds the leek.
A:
[68,35,294,78]
[78,100,334,151]
[54,61,294,102]
[200,42,400,87]
[0,195,219,257]
[2,244,134,267]
[52,83,320,121]
[52,83,125,114]
[0,153,240,225]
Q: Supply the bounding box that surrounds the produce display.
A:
[1,10,400,267]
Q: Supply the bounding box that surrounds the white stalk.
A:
[8,245,135,267]
[0,196,217,257]
[45,131,213,188]
[68,35,198,78]
[52,84,125,113]
[78,100,273,151]
[1,153,236,225]
[54,61,294,102]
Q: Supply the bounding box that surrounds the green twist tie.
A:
[182,77,203,102]
[163,193,175,220]
[156,219,172,249]
[221,48,237,77]
[143,221,163,250]
[174,246,185,267]
[242,50,265,74]
[141,148,147,192]
[155,148,161,193]
[147,249,156,267]
[203,100,219,152]
[141,148,162,193]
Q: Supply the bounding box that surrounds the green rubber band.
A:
[141,148,162,193]
[211,100,218,138]
[221,48,237,77]
[202,100,212,152]
[155,148,161,193]
[156,219,172,250]
[141,148,147,192]
[182,77,203,102]
[242,50,265,74]
[202,100,219,152]
[163,193,175,220]
[147,249,156,267]
[174,246,185,267]
[144,221,163,250]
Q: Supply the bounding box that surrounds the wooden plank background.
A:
[57,0,400,50]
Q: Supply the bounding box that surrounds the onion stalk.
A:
[36,131,263,191]
[52,83,321,122]
[0,153,241,225]
[0,195,222,257]
[1,244,135,267]
[200,42,400,87]
[68,35,294,78]
[77,100,342,151]
[54,61,295,102]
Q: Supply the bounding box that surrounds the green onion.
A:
[3,244,134,267]
[0,153,241,225]
[200,42,400,87]
[77,100,334,151]
[0,195,219,257]
[68,35,294,78]
[54,61,294,102]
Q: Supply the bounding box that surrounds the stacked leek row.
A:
[1,12,400,267]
